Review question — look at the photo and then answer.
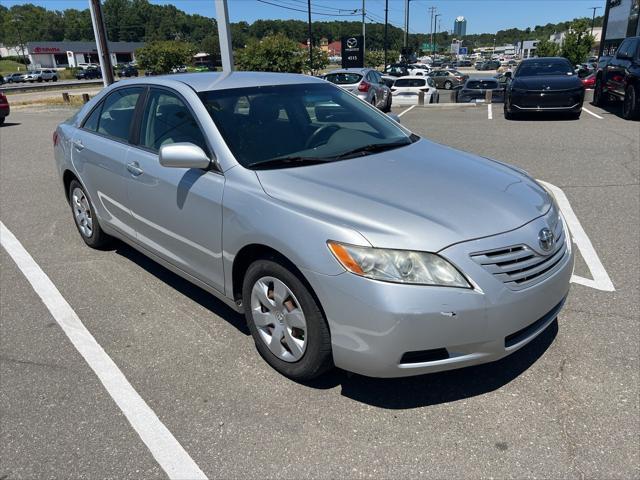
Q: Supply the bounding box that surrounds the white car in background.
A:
[390,76,440,105]
[407,64,431,76]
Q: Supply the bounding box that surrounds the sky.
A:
[2,0,607,35]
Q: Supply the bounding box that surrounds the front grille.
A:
[470,219,567,290]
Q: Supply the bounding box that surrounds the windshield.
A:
[199,83,413,169]
[324,72,363,85]
[465,80,499,89]
[517,60,574,76]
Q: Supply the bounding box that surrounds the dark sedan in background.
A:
[504,57,584,120]
[455,78,505,103]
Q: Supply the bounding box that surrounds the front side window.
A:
[199,83,415,169]
[96,87,142,142]
[139,89,208,153]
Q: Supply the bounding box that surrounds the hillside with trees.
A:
[0,0,603,56]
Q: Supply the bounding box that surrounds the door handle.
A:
[127,161,144,176]
[73,140,84,151]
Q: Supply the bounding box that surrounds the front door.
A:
[126,87,225,292]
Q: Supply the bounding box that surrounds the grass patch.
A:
[0,59,27,75]
[11,93,93,108]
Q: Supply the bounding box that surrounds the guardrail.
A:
[0,79,103,94]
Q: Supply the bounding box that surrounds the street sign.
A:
[341,36,364,68]
[421,43,438,51]
[459,47,468,55]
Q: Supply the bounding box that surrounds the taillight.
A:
[53,130,59,147]
[358,81,371,92]
[0,93,6,104]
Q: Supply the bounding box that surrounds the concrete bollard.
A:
[485,89,493,104]
[418,91,425,106]
[82,93,90,103]
[450,90,456,102]
[62,92,70,103]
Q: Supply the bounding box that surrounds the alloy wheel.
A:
[71,187,93,238]
[250,276,307,362]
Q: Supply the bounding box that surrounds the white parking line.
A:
[582,107,604,119]
[398,105,416,117]
[487,104,493,120]
[0,221,208,480]
[537,182,615,292]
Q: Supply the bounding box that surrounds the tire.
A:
[68,179,112,249]
[568,111,581,120]
[371,96,377,108]
[242,259,333,381]
[444,80,453,90]
[593,77,608,107]
[52,76,58,82]
[622,84,640,120]
[0,117,5,125]
[382,95,391,113]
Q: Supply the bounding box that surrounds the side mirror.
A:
[616,51,632,60]
[159,143,211,169]
[387,113,401,124]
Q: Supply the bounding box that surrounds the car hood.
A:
[256,139,550,252]
[513,75,583,91]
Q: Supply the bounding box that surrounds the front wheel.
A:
[68,179,112,249]
[622,84,640,120]
[242,259,333,381]
[52,76,58,82]
[444,80,453,90]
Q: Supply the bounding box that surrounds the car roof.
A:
[118,71,325,92]
[396,75,428,80]
[325,68,370,74]
[520,56,567,63]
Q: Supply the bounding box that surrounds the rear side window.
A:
[139,88,208,153]
[324,73,363,85]
[466,80,499,89]
[96,88,142,142]
[394,78,426,87]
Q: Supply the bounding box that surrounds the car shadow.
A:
[0,122,21,128]
[506,112,580,121]
[113,241,250,336]
[589,100,632,120]
[306,320,558,409]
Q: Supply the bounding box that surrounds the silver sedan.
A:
[54,72,573,380]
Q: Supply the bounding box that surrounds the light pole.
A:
[433,13,441,56]
[589,6,601,37]
[403,0,410,48]
[384,0,389,68]
[307,0,313,72]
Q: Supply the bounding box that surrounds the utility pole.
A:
[428,6,436,56]
[433,13,441,56]
[307,0,313,72]
[362,0,366,55]
[215,0,234,72]
[403,0,410,48]
[88,0,114,86]
[384,0,389,68]
[589,6,601,37]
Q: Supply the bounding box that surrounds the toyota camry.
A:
[54,72,573,380]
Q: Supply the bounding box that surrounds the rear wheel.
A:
[68,179,112,249]
[242,259,333,381]
[593,77,608,107]
[444,80,453,90]
[504,102,515,120]
[622,84,640,120]
[52,76,58,82]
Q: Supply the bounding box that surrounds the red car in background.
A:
[582,73,596,89]
[0,92,10,125]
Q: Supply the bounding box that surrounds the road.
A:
[1,100,638,479]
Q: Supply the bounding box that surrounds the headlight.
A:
[327,241,471,288]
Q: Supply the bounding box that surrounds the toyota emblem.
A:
[346,37,358,49]
[538,228,555,252]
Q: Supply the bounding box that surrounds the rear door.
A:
[125,87,225,292]
[608,38,633,96]
[71,87,143,239]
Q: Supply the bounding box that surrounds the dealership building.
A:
[25,41,144,68]
[600,0,640,55]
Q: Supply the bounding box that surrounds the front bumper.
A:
[510,90,584,112]
[304,214,574,378]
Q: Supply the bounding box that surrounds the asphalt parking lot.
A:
[1,97,638,478]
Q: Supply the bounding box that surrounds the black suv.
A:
[594,36,640,119]
[118,65,139,77]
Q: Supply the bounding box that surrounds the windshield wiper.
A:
[331,140,412,160]
[248,156,333,170]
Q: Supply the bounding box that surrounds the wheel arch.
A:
[62,169,80,202]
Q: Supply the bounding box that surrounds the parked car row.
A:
[2,69,58,83]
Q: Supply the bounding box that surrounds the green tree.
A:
[135,40,195,73]
[535,39,560,57]
[304,47,329,74]
[560,19,594,66]
[236,34,305,73]
[365,50,385,68]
